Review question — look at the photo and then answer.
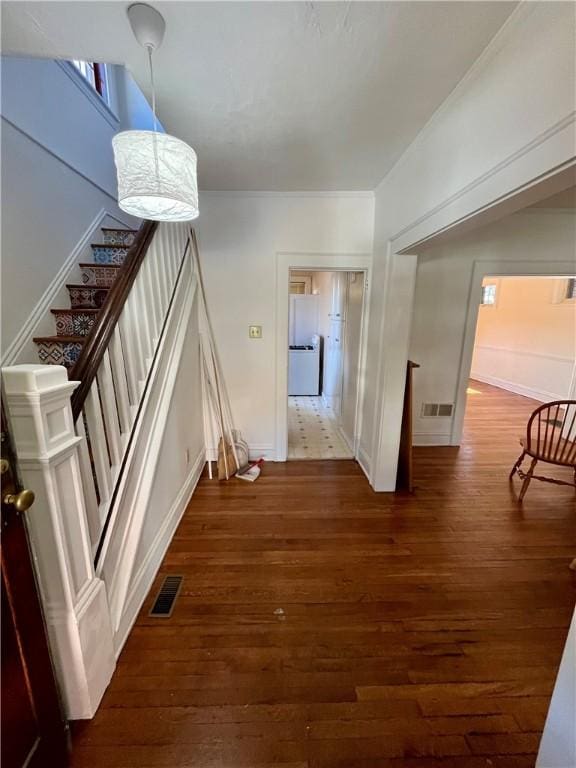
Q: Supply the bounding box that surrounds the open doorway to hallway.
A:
[464,274,576,416]
[287,270,365,460]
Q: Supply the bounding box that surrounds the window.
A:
[481,284,497,305]
[565,278,576,301]
[70,60,108,101]
[289,276,312,294]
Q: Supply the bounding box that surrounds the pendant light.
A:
[112,3,199,221]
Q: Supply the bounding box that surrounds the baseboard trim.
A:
[338,426,355,454]
[356,444,371,481]
[413,433,452,446]
[114,448,205,657]
[205,444,277,463]
[2,208,132,366]
[248,445,277,462]
[470,372,563,403]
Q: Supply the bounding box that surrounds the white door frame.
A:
[275,252,372,463]
[451,259,576,445]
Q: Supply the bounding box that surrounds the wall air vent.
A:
[421,403,454,418]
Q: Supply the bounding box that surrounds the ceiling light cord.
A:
[147,44,158,133]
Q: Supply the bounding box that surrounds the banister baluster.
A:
[75,414,101,549]
[142,249,160,342]
[164,224,176,293]
[149,242,165,337]
[109,326,133,435]
[97,350,122,467]
[125,290,147,389]
[134,270,153,366]
[84,380,112,504]
[118,308,140,405]
[171,224,182,285]
[156,228,170,313]
[174,224,187,278]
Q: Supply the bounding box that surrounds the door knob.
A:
[4,489,35,512]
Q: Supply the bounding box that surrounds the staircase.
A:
[33,227,137,368]
[3,220,202,719]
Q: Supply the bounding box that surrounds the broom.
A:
[192,230,244,480]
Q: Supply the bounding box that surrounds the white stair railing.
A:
[2,220,199,718]
[72,221,191,556]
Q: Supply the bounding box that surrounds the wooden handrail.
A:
[71,220,158,421]
[396,360,420,492]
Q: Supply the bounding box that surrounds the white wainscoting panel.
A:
[471,344,574,402]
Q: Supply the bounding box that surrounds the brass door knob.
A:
[4,489,35,512]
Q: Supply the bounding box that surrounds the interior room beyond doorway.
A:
[287,269,365,460]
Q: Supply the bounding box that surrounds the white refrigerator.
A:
[288,295,321,395]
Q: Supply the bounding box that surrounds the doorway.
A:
[287,269,366,460]
[458,274,576,442]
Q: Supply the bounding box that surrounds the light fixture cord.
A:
[147,44,160,194]
[147,44,158,133]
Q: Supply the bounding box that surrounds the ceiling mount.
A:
[126,3,165,50]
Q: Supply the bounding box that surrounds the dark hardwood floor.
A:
[71,380,576,767]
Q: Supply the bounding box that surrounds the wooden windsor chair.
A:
[510,400,576,501]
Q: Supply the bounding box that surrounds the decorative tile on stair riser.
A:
[101,229,137,246]
[80,264,120,287]
[67,285,109,309]
[36,341,83,368]
[52,310,98,337]
[92,245,129,265]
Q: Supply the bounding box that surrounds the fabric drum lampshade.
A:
[112,130,199,222]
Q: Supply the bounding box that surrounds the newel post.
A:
[2,364,115,718]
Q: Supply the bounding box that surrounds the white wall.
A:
[362,1,576,488]
[0,56,157,363]
[133,292,204,575]
[471,276,575,402]
[409,211,576,445]
[196,193,374,458]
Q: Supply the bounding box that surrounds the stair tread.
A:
[51,308,100,314]
[91,243,131,249]
[67,283,110,289]
[78,262,122,268]
[33,335,86,343]
[101,227,137,233]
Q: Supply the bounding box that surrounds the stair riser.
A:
[81,265,119,287]
[53,312,97,337]
[92,246,129,265]
[102,230,136,246]
[36,341,83,368]
[68,286,109,309]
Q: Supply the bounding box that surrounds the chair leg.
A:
[509,451,526,481]
[518,458,538,502]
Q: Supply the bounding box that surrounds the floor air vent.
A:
[149,575,183,617]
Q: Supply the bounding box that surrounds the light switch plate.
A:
[249,325,262,339]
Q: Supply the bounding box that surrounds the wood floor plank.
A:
[70,380,575,766]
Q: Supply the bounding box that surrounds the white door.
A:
[323,318,344,412]
[329,272,346,320]
[340,272,365,447]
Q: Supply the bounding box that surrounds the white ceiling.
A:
[2,1,518,191]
